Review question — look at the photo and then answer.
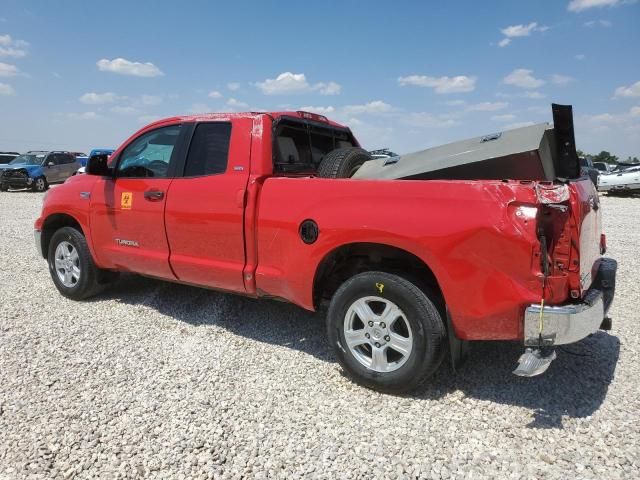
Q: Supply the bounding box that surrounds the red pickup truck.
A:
[35,107,616,392]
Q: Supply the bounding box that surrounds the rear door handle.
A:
[144,190,164,201]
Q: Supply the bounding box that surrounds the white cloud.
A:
[504,121,535,130]
[255,72,341,96]
[397,74,477,93]
[208,90,222,99]
[0,82,14,95]
[0,61,18,77]
[110,105,138,115]
[342,100,393,115]
[575,53,586,60]
[67,111,100,120]
[466,101,508,112]
[585,19,613,26]
[96,58,163,77]
[630,106,640,117]
[498,22,549,47]
[503,68,545,89]
[444,99,466,106]
[140,94,162,105]
[614,80,640,98]
[568,0,624,12]
[299,105,335,115]
[79,92,119,105]
[501,22,541,38]
[524,91,547,99]
[227,82,240,91]
[0,34,28,58]
[491,114,516,121]
[226,97,249,108]
[551,74,574,86]
[402,112,458,128]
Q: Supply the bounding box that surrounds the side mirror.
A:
[47,161,54,167]
[86,154,113,176]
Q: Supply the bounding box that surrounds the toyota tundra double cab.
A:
[34,105,617,392]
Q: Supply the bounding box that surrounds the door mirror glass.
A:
[86,154,112,176]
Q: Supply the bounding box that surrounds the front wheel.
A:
[327,271,446,393]
[47,226,109,300]
[32,176,48,192]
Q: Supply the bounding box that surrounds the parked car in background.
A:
[0,151,20,164]
[0,151,80,192]
[598,165,640,195]
[75,148,115,174]
[579,156,599,186]
[593,161,614,173]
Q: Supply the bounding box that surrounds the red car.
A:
[34,106,616,392]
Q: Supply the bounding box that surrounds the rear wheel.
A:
[47,226,112,300]
[317,147,371,178]
[32,176,48,192]
[327,271,447,393]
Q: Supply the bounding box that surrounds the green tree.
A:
[592,151,619,164]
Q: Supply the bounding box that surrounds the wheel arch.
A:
[40,213,85,259]
[312,242,446,313]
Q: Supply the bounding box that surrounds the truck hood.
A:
[354,104,581,182]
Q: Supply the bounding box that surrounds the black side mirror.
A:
[86,154,112,176]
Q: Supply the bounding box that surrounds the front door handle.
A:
[144,190,164,201]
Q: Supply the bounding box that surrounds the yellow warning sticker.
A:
[376,282,385,294]
[121,192,133,210]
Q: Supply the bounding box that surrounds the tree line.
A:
[576,150,640,165]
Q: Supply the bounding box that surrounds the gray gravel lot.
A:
[0,189,638,479]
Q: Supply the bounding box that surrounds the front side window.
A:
[184,122,231,177]
[117,125,181,178]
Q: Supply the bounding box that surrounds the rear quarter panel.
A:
[255,177,545,340]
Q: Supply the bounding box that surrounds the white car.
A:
[598,166,640,194]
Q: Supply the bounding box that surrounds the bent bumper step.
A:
[523,258,617,347]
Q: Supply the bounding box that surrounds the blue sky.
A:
[1,0,639,157]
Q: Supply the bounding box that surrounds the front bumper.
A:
[524,257,617,346]
[0,173,33,188]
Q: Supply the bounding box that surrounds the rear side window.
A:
[184,122,231,177]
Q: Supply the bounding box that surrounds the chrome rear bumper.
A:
[524,258,617,346]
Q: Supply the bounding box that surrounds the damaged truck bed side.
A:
[35,104,616,392]
[355,104,580,182]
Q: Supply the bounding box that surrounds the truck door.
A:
[89,124,185,279]
[164,118,251,292]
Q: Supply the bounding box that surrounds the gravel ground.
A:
[0,189,638,479]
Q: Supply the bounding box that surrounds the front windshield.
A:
[9,153,45,165]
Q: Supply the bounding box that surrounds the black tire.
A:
[317,147,371,178]
[32,176,48,192]
[327,271,446,393]
[47,226,109,300]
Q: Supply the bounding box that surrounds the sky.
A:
[0,0,639,158]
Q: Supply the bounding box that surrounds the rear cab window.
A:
[272,117,357,175]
